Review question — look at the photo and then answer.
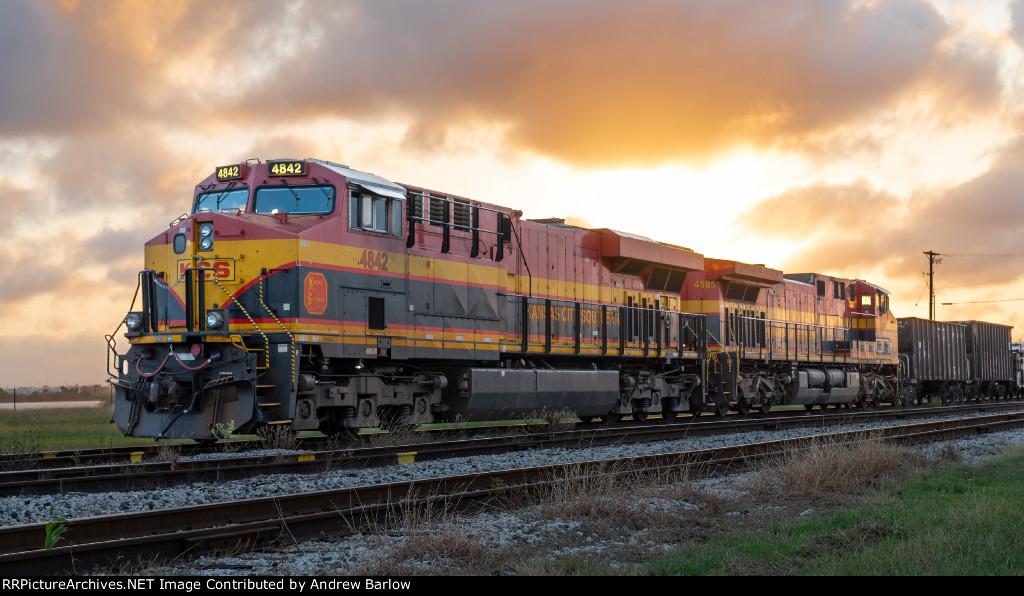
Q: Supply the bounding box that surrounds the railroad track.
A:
[3,409,1022,575]
[3,401,1024,496]
[15,401,1020,469]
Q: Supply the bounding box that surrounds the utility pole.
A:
[924,251,942,320]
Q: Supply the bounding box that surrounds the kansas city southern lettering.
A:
[527,304,620,325]
[304,272,328,315]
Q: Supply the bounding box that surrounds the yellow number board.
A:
[216,165,242,181]
[268,161,306,176]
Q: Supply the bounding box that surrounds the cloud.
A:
[39,130,207,213]
[0,179,39,233]
[0,332,110,387]
[221,0,1002,166]
[736,136,1024,327]
[1012,0,1024,48]
[0,0,1005,168]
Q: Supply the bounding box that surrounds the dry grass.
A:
[937,442,962,462]
[155,442,181,464]
[340,498,517,576]
[0,430,42,471]
[529,407,578,434]
[744,436,926,503]
[256,426,300,450]
[362,424,444,448]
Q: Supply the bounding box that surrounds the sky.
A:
[2,0,1024,387]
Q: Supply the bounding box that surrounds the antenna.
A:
[924,251,942,320]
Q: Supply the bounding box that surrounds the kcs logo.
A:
[176,259,236,282]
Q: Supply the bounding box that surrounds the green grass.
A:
[0,405,166,451]
[641,446,1024,575]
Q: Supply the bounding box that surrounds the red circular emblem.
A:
[304,272,328,315]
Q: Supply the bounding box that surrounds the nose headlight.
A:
[125,312,143,331]
[199,223,214,238]
[199,237,213,251]
[206,310,225,329]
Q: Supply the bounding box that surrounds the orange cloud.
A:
[736,136,1024,334]
[1,1,1004,168]
[224,0,1003,166]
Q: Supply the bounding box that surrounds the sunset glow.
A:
[2,0,1024,387]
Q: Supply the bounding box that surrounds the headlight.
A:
[125,313,143,331]
[199,223,214,238]
[206,311,224,329]
[199,237,213,251]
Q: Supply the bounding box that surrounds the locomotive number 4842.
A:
[358,250,389,272]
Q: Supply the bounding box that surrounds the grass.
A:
[143,432,1024,576]
[641,443,1024,575]
[0,404,171,451]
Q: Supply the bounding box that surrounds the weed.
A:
[44,501,70,549]
[0,430,42,471]
[938,442,962,462]
[527,407,577,435]
[211,420,236,440]
[745,435,926,504]
[257,426,299,450]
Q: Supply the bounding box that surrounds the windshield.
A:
[254,185,335,215]
[194,188,249,213]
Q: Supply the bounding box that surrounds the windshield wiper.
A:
[216,181,238,210]
[278,179,303,209]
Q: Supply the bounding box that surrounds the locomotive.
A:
[107,158,920,441]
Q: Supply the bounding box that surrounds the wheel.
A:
[632,411,648,422]
[736,399,750,416]
[714,400,729,417]
[805,404,815,412]
[662,398,679,423]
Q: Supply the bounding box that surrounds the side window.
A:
[391,200,402,237]
[816,280,825,297]
[350,191,401,234]
[349,191,360,229]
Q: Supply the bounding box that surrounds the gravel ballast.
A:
[4,409,1023,574]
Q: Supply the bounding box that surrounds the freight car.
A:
[897,318,1017,402]
[108,158,903,441]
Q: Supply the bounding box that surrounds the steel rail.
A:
[8,400,1022,471]
[2,411,1023,575]
[3,402,1024,495]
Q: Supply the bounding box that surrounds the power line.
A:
[910,273,928,315]
[942,297,1024,305]
[944,253,1024,258]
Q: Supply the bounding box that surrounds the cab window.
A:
[194,188,248,213]
[253,185,335,215]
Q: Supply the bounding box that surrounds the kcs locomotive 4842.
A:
[108,158,1007,441]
